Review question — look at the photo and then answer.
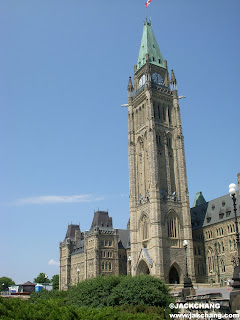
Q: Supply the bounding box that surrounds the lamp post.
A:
[2,283,4,293]
[183,240,193,288]
[44,274,47,290]
[181,240,195,300]
[215,243,220,284]
[229,183,240,312]
[209,269,213,286]
[128,256,132,275]
[77,268,80,284]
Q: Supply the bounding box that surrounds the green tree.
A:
[66,275,122,308]
[52,274,59,290]
[0,276,15,291]
[34,273,50,284]
[108,275,173,307]
[66,275,174,309]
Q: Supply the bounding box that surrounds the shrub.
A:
[0,297,79,320]
[0,275,173,319]
[66,275,122,308]
[29,289,67,304]
[107,275,173,307]
[0,297,167,319]
[66,275,173,309]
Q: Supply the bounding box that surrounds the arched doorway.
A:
[136,259,150,275]
[169,266,179,284]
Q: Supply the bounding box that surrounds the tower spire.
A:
[136,21,165,72]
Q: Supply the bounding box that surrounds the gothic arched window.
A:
[167,214,179,239]
[221,259,225,273]
[140,214,149,241]
[207,247,215,273]
[158,104,161,119]
[168,107,171,123]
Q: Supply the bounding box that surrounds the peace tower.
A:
[127,21,195,283]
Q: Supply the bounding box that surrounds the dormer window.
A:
[219,209,224,219]
[226,207,231,216]
[158,59,161,64]
[152,57,155,61]
[206,214,212,223]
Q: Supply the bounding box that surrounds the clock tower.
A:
[127,21,195,283]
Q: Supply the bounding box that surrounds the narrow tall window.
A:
[234,239,237,250]
[168,108,171,123]
[221,260,225,273]
[167,215,179,238]
[207,248,215,273]
[163,106,166,121]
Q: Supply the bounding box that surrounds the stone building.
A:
[191,175,240,286]
[59,211,130,290]
[59,20,239,289]
[127,21,195,283]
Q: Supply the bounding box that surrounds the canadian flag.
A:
[145,0,151,7]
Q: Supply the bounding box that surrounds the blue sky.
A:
[1,0,239,284]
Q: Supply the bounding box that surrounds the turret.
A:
[127,76,134,98]
[170,69,177,91]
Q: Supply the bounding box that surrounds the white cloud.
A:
[13,194,104,205]
[48,259,59,266]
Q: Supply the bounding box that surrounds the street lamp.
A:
[229,183,240,311]
[214,243,220,284]
[44,274,47,290]
[183,240,193,288]
[128,256,132,275]
[209,269,213,286]
[77,268,80,284]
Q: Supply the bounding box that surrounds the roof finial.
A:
[170,69,177,91]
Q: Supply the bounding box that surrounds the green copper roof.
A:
[192,192,207,207]
[136,21,165,72]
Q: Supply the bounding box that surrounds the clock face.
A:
[152,72,164,85]
[139,75,146,88]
